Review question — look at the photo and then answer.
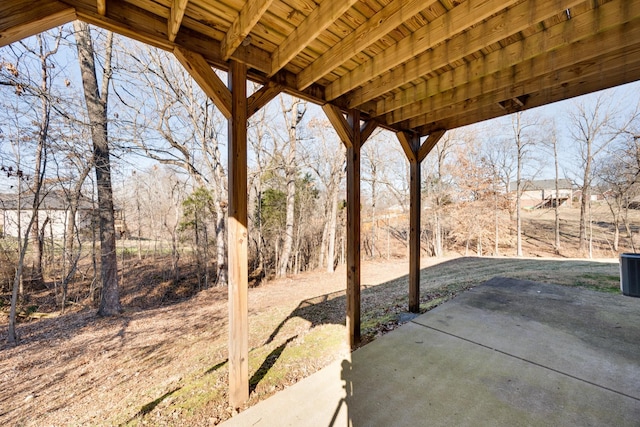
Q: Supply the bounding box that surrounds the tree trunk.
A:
[277,100,305,277]
[553,134,561,252]
[74,21,122,316]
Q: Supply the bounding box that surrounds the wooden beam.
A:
[296,0,435,90]
[228,60,249,409]
[0,0,76,48]
[345,110,361,349]
[360,119,378,145]
[168,0,190,42]
[322,104,354,148]
[174,47,232,119]
[400,17,640,130]
[97,0,106,16]
[377,0,640,117]
[221,0,274,61]
[418,129,446,163]
[396,130,417,163]
[322,108,378,349]
[270,0,359,77]
[414,52,640,135]
[247,81,282,118]
[326,0,523,101]
[75,0,273,75]
[338,0,586,104]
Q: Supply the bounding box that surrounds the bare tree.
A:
[510,112,540,257]
[305,118,345,272]
[274,96,306,277]
[119,45,229,285]
[74,21,122,315]
[567,93,636,256]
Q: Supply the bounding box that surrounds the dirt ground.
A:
[0,258,419,426]
[0,204,633,426]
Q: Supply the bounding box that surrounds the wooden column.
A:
[397,130,445,314]
[346,110,361,346]
[397,131,421,312]
[323,105,376,349]
[175,48,282,409]
[228,60,249,408]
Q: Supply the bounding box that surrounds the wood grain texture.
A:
[296,0,435,90]
[378,0,640,119]
[270,0,359,76]
[168,0,190,42]
[326,0,524,101]
[227,60,249,409]
[0,0,75,48]
[174,46,232,119]
[221,0,274,60]
[345,0,587,106]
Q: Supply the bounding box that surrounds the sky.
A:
[1,27,640,193]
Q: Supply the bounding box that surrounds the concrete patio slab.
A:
[222,277,640,426]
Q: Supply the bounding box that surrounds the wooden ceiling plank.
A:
[168,0,190,42]
[174,46,232,119]
[0,0,76,48]
[221,0,275,61]
[247,81,283,117]
[406,42,640,128]
[322,104,354,148]
[296,0,437,90]
[414,57,640,136]
[375,0,633,116]
[385,4,640,125]
[350,0,590,106]
[326,0,523,101]
[97,0,106,16]
[418,129,446,162]
[270,0,359,77]
[406,41,640,132]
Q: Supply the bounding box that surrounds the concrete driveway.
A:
[222,277,640,426]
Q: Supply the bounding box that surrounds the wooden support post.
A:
[408,154,421,313]
[323,105,376,349]
[346,110,361,348]
[228,60,249,408]
[397,131,421,313]
[398,130,445,313]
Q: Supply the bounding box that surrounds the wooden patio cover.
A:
[2,0,639,408]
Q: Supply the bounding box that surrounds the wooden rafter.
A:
[325,0,523,101]
[270,0,359,77]
[378,0,640,118]
[346,0,586,106]
[413,51,640,135]
[392,13,640,130]
[296,0,435,90]
[96,0,106,16]
[221,0,274,61]
[173,47,232,119]
[0,0,75,48]
[168,0,189,42]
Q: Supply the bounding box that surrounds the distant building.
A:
[515,179,574,209]
[0,192,128,239]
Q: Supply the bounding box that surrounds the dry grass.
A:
[0,204,633,426]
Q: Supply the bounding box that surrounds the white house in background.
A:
[515,179,574,209]
[0,192,96,239]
